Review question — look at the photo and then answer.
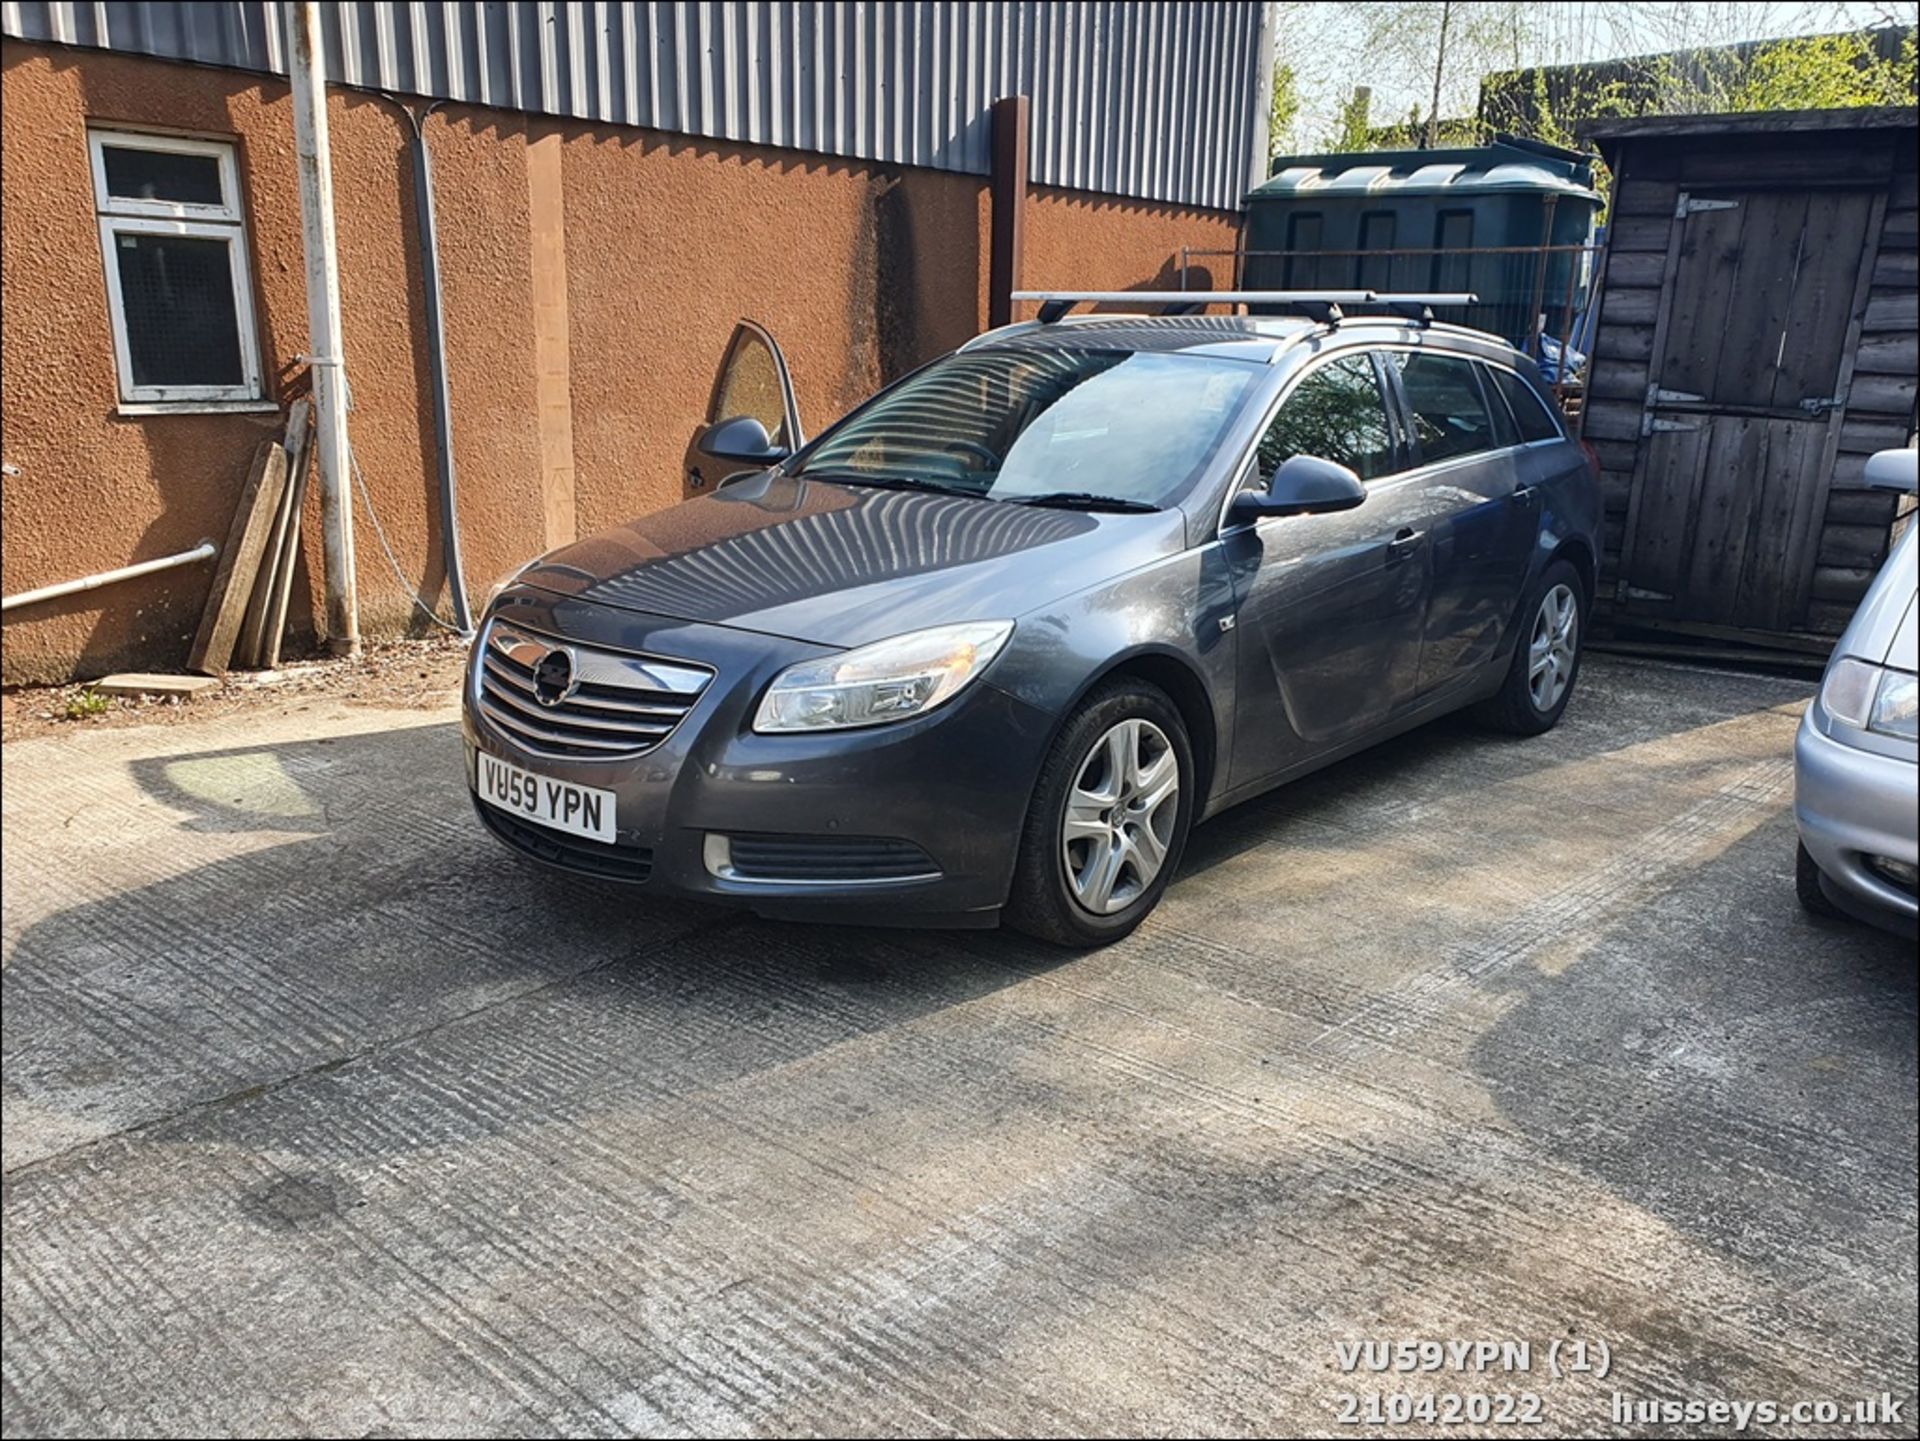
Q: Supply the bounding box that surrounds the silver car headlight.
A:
[1821,657,1917,741]
[1869,668,1917,740]
[484,558,538,613]
[754,621,1014,733]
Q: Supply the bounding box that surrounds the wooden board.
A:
[262,416,317,670]
[187,441,288,678]
[1604,252,1665,289]
[234,400,310,670]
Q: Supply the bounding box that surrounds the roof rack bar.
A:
[1011,290,1479,325]
[1014,289,1376,323]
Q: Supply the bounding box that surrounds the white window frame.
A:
[89,129,263,406]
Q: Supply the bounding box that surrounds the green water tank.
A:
[1244,134,1603,346]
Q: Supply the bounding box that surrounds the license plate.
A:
[474,751,616,844]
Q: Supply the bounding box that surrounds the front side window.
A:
[1254,353,1397,483]
[793,349,1260,508]
[89,129,261,404]
[1387,352,1498,466]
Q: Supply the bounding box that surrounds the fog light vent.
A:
[707,833,939,883]
[1866,854,1919,897]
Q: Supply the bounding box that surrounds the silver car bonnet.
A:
[1840,525,1917,669]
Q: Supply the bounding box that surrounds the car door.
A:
[683,320,805,494]
[1381,350,1535,695]
[1222,350,1434,789]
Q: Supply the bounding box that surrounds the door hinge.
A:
[1647,384,1705,405]
[1798,395,1839,416]
[1643,415,1702,436]
[1676,195,1740,218]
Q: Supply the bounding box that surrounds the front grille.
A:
[475,619,711,761]
[725,834,940,882]
[476,798,654,882]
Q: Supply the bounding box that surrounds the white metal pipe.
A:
[1,543,217,613]
[290,1,359,657]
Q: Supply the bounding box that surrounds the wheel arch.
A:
[1549,534,1598,603]
[1054,645,1222,810]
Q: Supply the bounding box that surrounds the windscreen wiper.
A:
[801,472,977,498]
[1005,491,1160,513]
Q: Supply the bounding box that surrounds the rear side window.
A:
[1479,364,1521,449]
[1387,352,1497,465]
[1488,367,1565,442]
[1256,354,1397,483]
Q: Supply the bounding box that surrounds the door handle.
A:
[1513,484,1538,507]
[1386,528,1424,562]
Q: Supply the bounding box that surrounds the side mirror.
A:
[1863,447,1917,494]
[1228,454,1367,525]
[698,415,790,466]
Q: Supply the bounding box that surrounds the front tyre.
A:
[1006,679,1195,947]
[1476,559,1585,736]
[1795,841,1844,920]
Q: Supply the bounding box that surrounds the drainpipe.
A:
[1249,0,1278,190]
[382,96,474,634]
[1,543,217,613]
[289,0,359,656]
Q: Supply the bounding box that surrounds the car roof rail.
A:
[1009,290,1476,328]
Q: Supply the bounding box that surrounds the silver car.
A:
[1795,447,1919,937]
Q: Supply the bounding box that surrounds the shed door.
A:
[1619,187,1877,632]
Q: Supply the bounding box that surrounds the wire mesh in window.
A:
[111,231,245,388]
[101,145,225,208]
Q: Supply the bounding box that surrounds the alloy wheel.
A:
[1061,718,1180,915]
[1528,582,1579,712]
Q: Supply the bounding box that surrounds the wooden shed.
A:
[1580,107,1917,654]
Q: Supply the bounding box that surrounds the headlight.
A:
[484,558,538,612]
[1821,657,1917,741]
[754,621,1013,732]
[1870,668,1917,740]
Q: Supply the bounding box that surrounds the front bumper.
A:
[1794,707,1919,938]
[461,592,1056,925]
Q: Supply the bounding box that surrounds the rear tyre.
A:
[1795,841,1844,920]
[1475,559,1585,736]
[1006,679,1195,948]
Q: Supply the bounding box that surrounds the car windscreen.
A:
[790,348,1261,507]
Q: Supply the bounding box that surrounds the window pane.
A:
[1389,353,1497,465]
[797,350,1259,507]
[112,231,245,388]
[714,335,788,445]
[1480,364,1521,448]
[1258,354,1395,482]
[1489,367,1564,442]
[102,144,225,208]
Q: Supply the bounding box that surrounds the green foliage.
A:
[1724,32,1918,111]
[1269,62,1302,157]
[1323,86,1375,152]
[63,688,111,721]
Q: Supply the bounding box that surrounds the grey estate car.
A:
[466,298,1602,945]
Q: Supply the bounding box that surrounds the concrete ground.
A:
[2,657,1914,1438]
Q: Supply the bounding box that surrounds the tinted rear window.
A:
[1488,367,1564,442]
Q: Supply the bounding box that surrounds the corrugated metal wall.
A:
[0,1,1267,210]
